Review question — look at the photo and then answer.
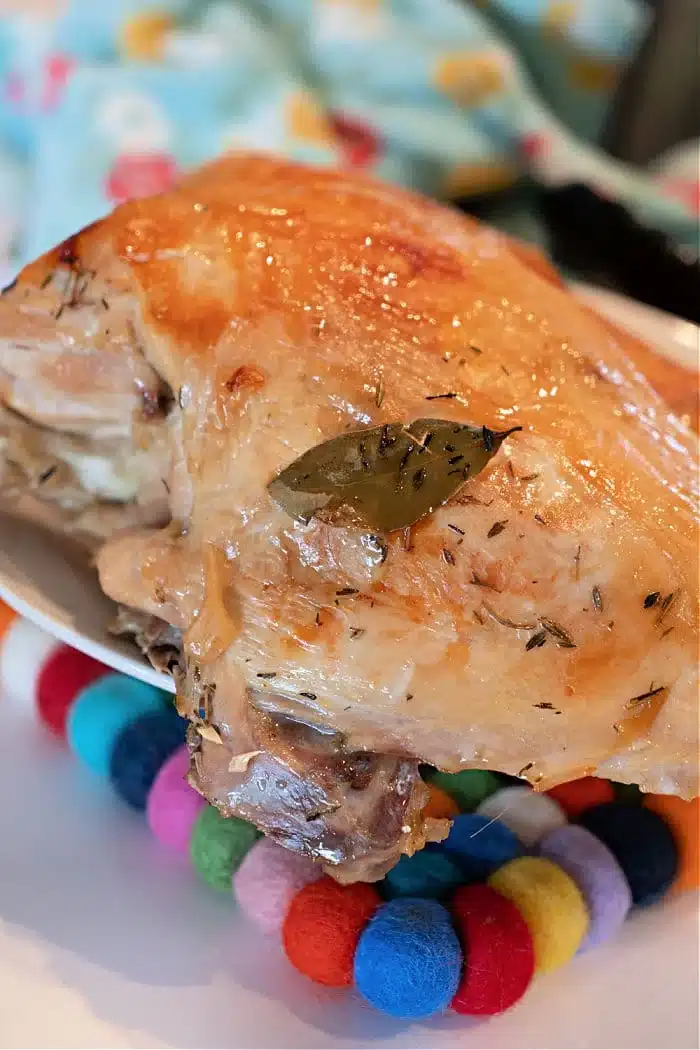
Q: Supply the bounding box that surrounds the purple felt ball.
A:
[146,746,205,853]
[537,824,632,951]
[233,837,322,935]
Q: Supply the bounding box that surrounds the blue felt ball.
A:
[434,813,524,880]
[382,850,464,900]
[109,707,187,810]
[353,897,463,1019]
[577,802,678,907]
[66,673,168,777]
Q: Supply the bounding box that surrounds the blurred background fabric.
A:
[0,0,697,282]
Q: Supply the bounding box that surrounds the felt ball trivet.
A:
[234,837,322,935]
[9,610,695,1029]
[66,673,168,776]
[425,769,501,811]
[423,783,460,820]
[537,824,632,950]
[37,644,109,737]
[190,805,261,892]
[353,897,462,1019]
[109,706,187,810]
[435,813,524,881]
[382,849,465,900]
[0,598,17,643]
[644,794,699,893]
[146,745,206,853]
[578,803,679,907]
[1,617,58,703]
[477,785,567,847]
[283,876,381,986]
[547,776,615,819]
[450,883,535,1015]
[488,856,589,973]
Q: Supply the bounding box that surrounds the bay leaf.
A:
[268,419,521,532]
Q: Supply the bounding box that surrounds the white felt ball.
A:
[1,617,59,705]
[233,837,322,936]
[477,785,568,848]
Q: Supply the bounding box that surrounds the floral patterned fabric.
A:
[0,0,696,282]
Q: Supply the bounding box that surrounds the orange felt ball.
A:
[0,600,17,644]
[283,876,381,987]
[423,784,460,821]
[644,794,699,893]
[547,777,614,818]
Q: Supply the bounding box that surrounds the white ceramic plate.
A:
[0,287,698,1049]
[0,284,696,695]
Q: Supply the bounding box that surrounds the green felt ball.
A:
[190,805,261,892]
[424,769,501,812]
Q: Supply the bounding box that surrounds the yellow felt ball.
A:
[120,12,174,61]
[488,856,589,974]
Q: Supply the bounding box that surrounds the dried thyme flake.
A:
[627,685,666,708]
[487,519,508,539]
[655,591,679,626]
[481,602,537,631]
[540,618,576,648]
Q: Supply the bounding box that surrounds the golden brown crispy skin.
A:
[1,154,698,878]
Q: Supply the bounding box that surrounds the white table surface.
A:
[0,675,698,1050]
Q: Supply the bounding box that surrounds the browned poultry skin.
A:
[0,154,697,879]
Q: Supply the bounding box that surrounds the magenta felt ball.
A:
[233,837,322,935]
[146,746,205,853]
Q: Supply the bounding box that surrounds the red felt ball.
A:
[37,645,109,737]
[283,876,381,987]
[547,776,614,819]
[450,883,535,1016]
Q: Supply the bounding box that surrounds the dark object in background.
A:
[537,183,700,325]
[453,183,699,325]
[603,0,700,166]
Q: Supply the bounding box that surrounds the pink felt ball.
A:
[146,746,205,853]
[233,837,322,936]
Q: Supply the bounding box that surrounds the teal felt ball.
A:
[354,897,463,1020]
[66,673,168,777]
[382,850,464,900]
[190,805,261,892]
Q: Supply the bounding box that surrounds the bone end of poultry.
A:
[3,153,699,882]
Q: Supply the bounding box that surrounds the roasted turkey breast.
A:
[0,154,697,881]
